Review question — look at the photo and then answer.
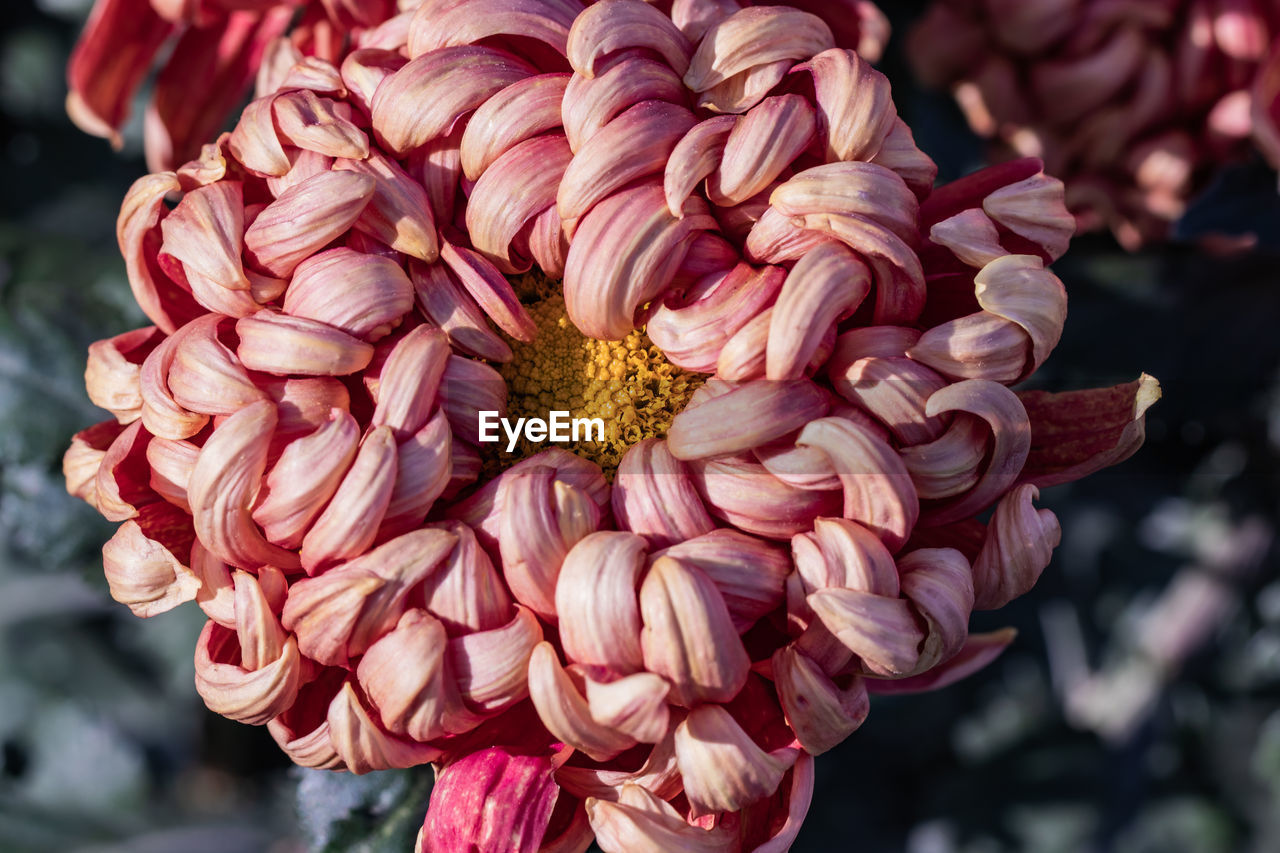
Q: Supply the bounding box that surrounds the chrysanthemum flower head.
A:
[66,1,1159,850]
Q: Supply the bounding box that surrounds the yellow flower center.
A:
[486,274,703,477]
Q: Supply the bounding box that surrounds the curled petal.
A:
[236,311,375,376]
[1018,375,1161,488]
[94,419,153,522]
[117,173,204,334]
[612,439,716,550]
[684,7,833,92]
[646,262,784,373]
[808,587,923,677]
[194,618,301,725]
[528,642,637,762]
[412,261,513,362]
[300,426,398,573]
[919,380,1032,526]
[584,672,671,744]
[191,541,235,628]
[461,73,571,181]
[440,356,510,443]
[974,254,1067,373]
[559,101,697,223]
[168,315,264,416]
[795,417,919,551]
[770,161,919,245]
[791,517,900,607]
[370,326,450,438]
[827,353,948,447]
[253,410,360,548]
[267,672,345,770]
[451,449,609,547]
[794,211,925,325]
[972,485,1060,610]
[668,379,829,460]
[188,400,299,570]
[340,48,407,115]
[983,173,1074,262]
[690,455,841,540]
[714,94,815,206]
[675,704,798,817]
[654,529,789,633]
[567,0,693,78]
[695,58,790,114]
[772,645,868,754]
[371,45,535,156]
[273,89,369,159]
[229,94,290,176]
[146,436,199,512]
[139,327,209,440]
[664,115,737,216]
[929,208,1007,268]
[565,57,687,153]
[908,311,1028,384]
[408,522,508,639]
[899,413,987,500]
[795,48,896,163]
[86,327,162,424]
[102,503,198,617]
[407,0,582,58]
[556,531,647,674]
[449,605,543,712]
[335,151,440,262]
[379,412,453,538]
[357,609,468,742]
[587,784,735,853]
[284,247,414,342]
[327,680,441,773]
[244,170,376,276]
[441,242,537,342]
[563,182,717,340]
[283,528,458,667]
[159,181,251,308]
[898,548,974,672]
[468,134,574,273]
[640,556,750,706]
[409,128,464,224]
[767,242,871,380]
[500,466,603,619]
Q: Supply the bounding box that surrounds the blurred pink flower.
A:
[910,0,1280,248]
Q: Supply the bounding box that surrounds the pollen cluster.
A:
[489,275,703,476]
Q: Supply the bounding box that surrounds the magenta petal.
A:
[421,747,559,853]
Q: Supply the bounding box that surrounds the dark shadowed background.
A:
[1,1,1277,851]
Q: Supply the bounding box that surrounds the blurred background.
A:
[1,1,1277,851]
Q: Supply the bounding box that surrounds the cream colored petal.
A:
[674,704,798,817]
[555,531,647,674]
[640,556,749,706]
[567,0,693,78]
[300,426,398,573]
[188,400,300,571]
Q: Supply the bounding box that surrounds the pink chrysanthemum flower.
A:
[909,0,1280,248]
[66,1,1159,850]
